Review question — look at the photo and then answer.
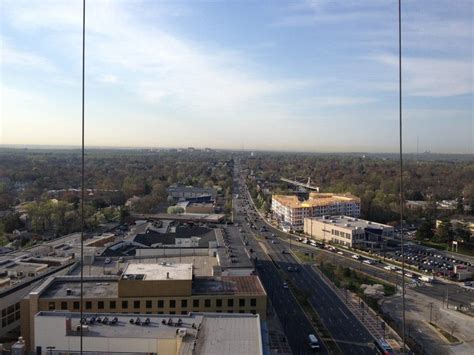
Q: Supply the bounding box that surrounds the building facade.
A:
[21,263,267,351]
[272,193,361,230]
[304,215,394,249]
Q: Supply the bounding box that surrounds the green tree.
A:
[167,206,184,214]
[415,219,434,241]
[454,223,471,243]
[434,220,453,243]
[3,213,23,233]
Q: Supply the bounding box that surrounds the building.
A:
[21,262,267,350]
[272,192,361,230]
[304,215,394,249]
[33,311,263,355]
[166,185,217,201]
[0,254,75,339]
[176,201,215,214]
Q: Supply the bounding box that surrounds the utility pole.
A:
[446,285,449,309]
[428,302,433,323]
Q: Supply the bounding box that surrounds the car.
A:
[282,250,288,254]
[104,258,111,264]
[287,266,293,272]
[283,283,289,289]
[352,254,360,260]
[271,240,277,244]
[337,251,344,255]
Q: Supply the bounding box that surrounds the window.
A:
[98,301,104,309]
[146,300,152,309]
[61,302,68,310]
[204,299,211,308]
[122,300,128,309]
[134,300,140,309]
[158,300,164,308]
[48,302,55,310]
[250,298,257,307]
[86,301,92,310]
[227,299,234,307]
[193,299,199,308]
[170,311,175,315]
[73,301,80,310]
[239,298,245,307]
[15,303,20,311]
[170,300,176,308]
[181,299,187,308]
[216,299,222,307]
[181,311,187,315]
[110,301,116,309]
[239,310,245,313]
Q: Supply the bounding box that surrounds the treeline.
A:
[243,153,474,224]
[0,149,234,238]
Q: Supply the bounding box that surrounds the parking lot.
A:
[382,245,472,278]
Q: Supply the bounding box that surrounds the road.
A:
[233,161,376,354]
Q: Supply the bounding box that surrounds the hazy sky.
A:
[1,0,473,153]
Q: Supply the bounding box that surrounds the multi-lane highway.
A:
[232,162,378,354]
[231,191,329,354]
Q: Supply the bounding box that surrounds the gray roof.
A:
[309,215,393,231]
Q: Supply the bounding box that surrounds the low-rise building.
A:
[272,192,361,230]
[33,311,263,355]
[21,262,267,351]
[304,215,394,249]
[176,201,215,214]
[167,185,217,201]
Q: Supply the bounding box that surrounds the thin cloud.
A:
[373,54,473,97]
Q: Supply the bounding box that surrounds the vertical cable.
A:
[398,0,406,353]
[80,0,86,353]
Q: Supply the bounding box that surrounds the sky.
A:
[0,0,473,153]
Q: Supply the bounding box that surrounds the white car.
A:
[282,283,289,289]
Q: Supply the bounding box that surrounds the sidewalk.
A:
[310,265,405,352]
[265,299,292,355]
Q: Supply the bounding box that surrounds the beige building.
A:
[33,311,263,355]
[272,192,361,230]
[21,262,267,351]
[304,215,394,249]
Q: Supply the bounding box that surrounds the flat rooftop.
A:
[193,276,265,296]
[37,274,265,299]
[215,227,253,269]
[70,256,216,278]
[122,263,193,281]
[273,192,360,209]
[308,215,392,230]
[39,277,118,299]
[35,311,262,355]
